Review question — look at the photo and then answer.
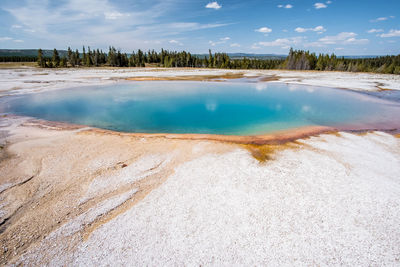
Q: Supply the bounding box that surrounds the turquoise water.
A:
[1,81,400,135]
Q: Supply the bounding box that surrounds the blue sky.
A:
[0,0,399,55]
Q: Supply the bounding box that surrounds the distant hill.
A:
[0,49,68,58]
[193,53,287,60]
[227,53,287,60]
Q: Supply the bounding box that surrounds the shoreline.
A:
[8,115,400,145]
[1,68,400,98]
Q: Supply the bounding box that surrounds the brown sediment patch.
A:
[0,62,37,69]
[259,75,280,82]
[376,82,392,91]
[241,142,298,162]
[377,87,392,91]
[21,118,87,131]
[126,73,246,82]
[80,125,336,145]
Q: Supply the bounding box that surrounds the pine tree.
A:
[52,48,60,67]
[60,57,67,67]
[82,46,87,66]
[75,49,80,66]
[37,48,45,67]
[67,47,73,67]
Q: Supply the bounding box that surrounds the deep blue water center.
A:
[1,81,400,135]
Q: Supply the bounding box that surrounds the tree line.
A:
[0,55,37,62]
[283,48,400,74]
[1,46,399,74]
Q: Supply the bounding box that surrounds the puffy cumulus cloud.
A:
[277,4,293,9]
[205,2,222,10]
[379,30,400,38]
[295,25,326,33]
[255,27,272,33]
[169,40,183,46]
[314,3,327,9]
[318,32,368,45]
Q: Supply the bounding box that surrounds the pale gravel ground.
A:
[76,132,400,266]
[1,68,400,98]
[15,131,400,266]
[17,188,139,265]
[81,154,171,202]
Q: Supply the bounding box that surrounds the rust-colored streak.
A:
[80,125,336,145]
[125,73,246,81]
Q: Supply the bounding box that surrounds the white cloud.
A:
[104,11,130,20]
[205,101,217,112]
[295,25,326,33]
[345,37,369,44]
[379,30,400,38]
[0,36,24,43]
[278,4,293,9]
[326,1,332,4]
[257,37,304,47]
[295,28,307,33]
[0,37,13,41]
[314,3,327,9]
[319,32,356,44]
[375,17,388,21]
[301,105,311,112]
[11,24,22,29]
[367,29,383,33]
[169,39,183,45]
[370,16,395,22]
[230,43,241,47]
[255,27,272,33]
[3,0,197,50]
[137,22,229,36]
[205,2,222,10]
[318,32,369,45]
[208,37,231,47]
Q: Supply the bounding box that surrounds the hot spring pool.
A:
[1,81,399,135]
